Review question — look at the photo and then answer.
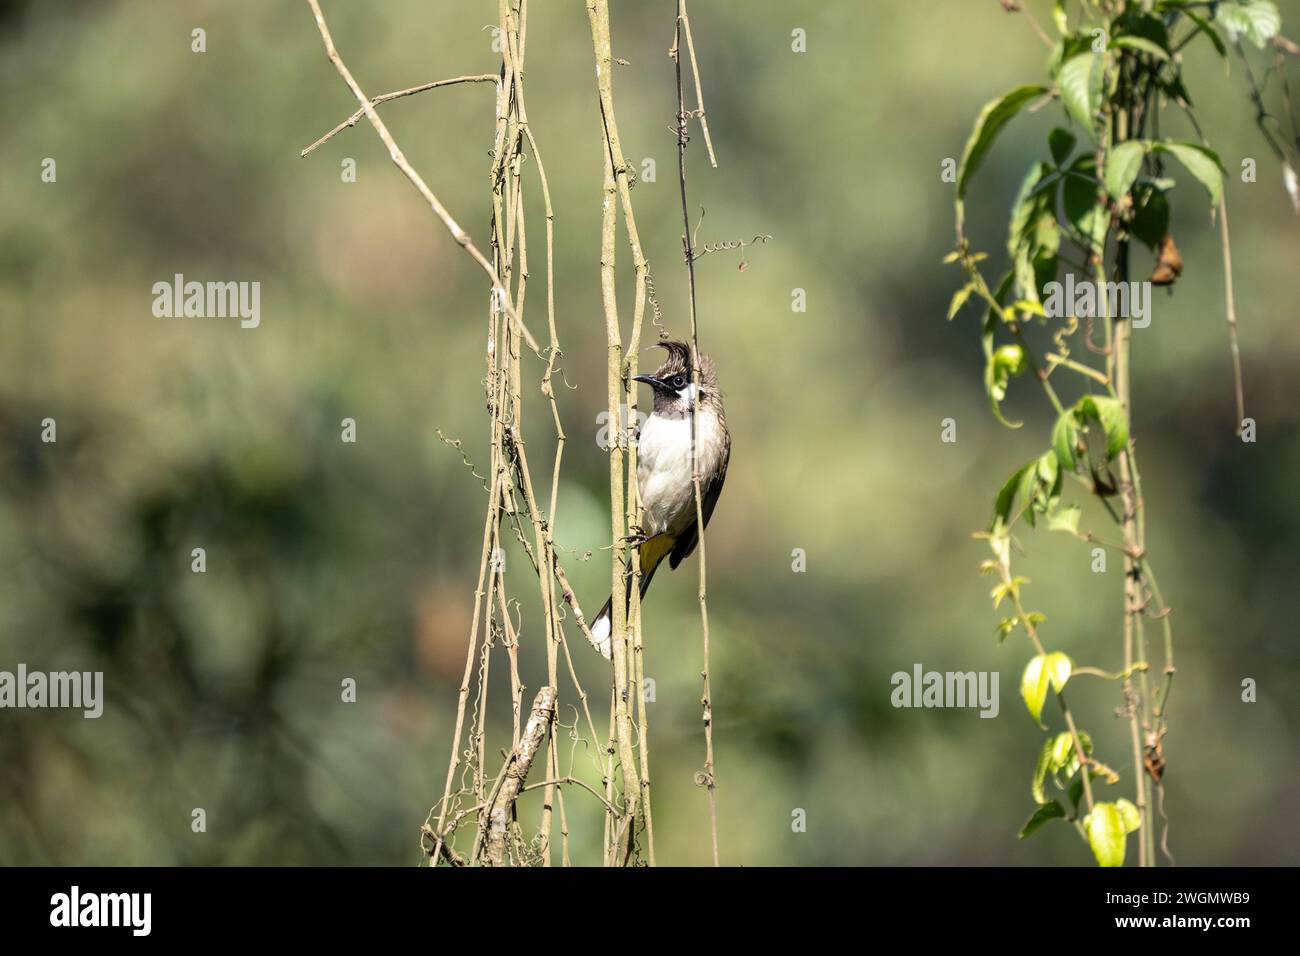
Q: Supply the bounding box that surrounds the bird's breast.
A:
[635,408,723,536]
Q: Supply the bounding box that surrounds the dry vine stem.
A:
[671,0,720,867]
[304,0,730,866]
[586,0,653,867]
[303,0,618,866]
[483,686,556,866]
[300,74,500,158]
[302,0,539,355]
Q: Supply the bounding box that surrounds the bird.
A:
[589,340,730,658]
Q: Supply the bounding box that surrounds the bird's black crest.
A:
[652,340,692,377]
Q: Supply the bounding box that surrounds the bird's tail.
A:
[589,534,675,659]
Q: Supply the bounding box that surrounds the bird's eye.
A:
[671,375,687,390]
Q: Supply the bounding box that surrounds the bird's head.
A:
[633,340,720,415]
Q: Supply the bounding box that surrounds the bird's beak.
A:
[633,374,660,388]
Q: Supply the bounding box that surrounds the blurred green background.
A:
[1,0,1296,866]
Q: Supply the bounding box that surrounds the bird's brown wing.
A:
[668,428,730,570]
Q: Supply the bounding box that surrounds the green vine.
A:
[948,0,1293,866]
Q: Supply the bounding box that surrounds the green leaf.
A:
[1117,11,1172,50]
[985,345,1022,403]
[1049,32,1095,76]
[1052,405,1082,470]
[1049,127,1077,166]
[983,272,1013,342]
[1215,5,1252,40]
[957,86,1050,200]
[1045,651,1071,691]
[948,283,975,320]
[996,616,1019,643]
[1032,736,1055,804]
[993,460,1035,530]
[1007,162,1062,306]
[994,451,1061,531]
[1034,251,1060,303]
[996,344,1028,377]
[1016,458,1041,528]
[1062,165,1109,251]
[1052,0,1068,34]
[1024,451,1062,527]
[1079,395,1129,460]
[985,343,1029,427]
[1038,448,1060,492]
[1008,163,1059,305]
[1110,35,1169,60]
[1011,299,1048,319]
[990,576,1027,609]
[1022,656,1050,727]
[1215,0,1280,49]
[1008,162,1051,248]
[1085,802,1127,866]
[981,273,1023,429]
[1047,504,1081,535]
[1015,224,1061,307]
[1058,395,1128,470]
[1154,141,1225,206]
[1058,52,1101,132]
[1020,800,1066,838]
[1066,754,1100,810]
[984,272,1014,335]
[1062,728,1092,779]
[1130,184,1170,250]
[1243,0,1280,46]
[1116,797,1142,833]
[1049,732,1074,772]
[1069,774,1085,812]
[1021,652,1071,727]
[1104,140,1149,199]
[1184,10,1227,58]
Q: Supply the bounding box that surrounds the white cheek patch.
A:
[675,383,699,407]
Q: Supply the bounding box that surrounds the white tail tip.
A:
[589,615,612,660]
